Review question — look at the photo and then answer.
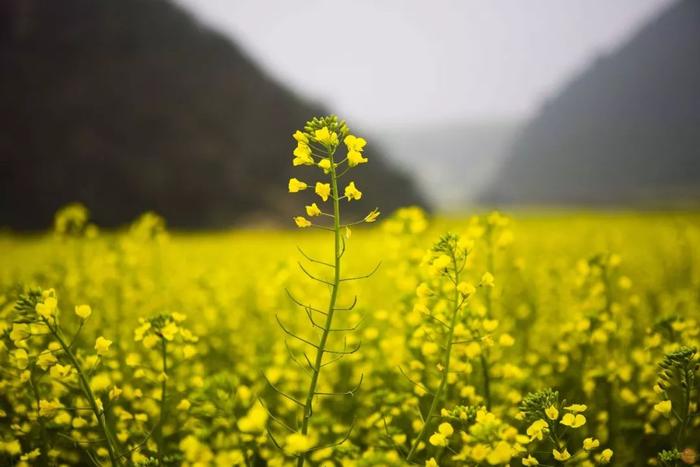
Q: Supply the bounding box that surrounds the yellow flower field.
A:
[1,118,698,466]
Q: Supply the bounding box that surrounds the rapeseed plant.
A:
[264,115,380,466]
[11,288,122,465]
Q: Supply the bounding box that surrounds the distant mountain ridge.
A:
[0,0,424,229]
[481,0,700,206]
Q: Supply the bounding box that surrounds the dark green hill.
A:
[481,0,700,207]
[0,0,424,229]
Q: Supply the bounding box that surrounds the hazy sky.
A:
[176,0,675,127]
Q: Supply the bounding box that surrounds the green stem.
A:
[481,232,494,409]
[480,353,492,411]
[51,324,121,466]
[297,150,342,467]
[675,366,691,450]
[158,338,168,464]
[406,257,461,462]
[29,374,50,467]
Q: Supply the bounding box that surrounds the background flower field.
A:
[1,206,698,466]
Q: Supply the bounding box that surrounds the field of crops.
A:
[1,118,699,466]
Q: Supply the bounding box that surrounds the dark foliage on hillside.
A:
[0,0,424,229]
[481,0,700,207]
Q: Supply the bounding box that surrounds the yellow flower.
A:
[526,419,549,441]
[464,342,481,358]
[160,321,178,341]
[522,455,539,466]
[564,404,587,413]
[344,181,362,201]
[314,127,338,147]
[177,399,191,411]
[315,182,331,202]
[183,345,197,359]
[318,158,332,171]
[20,448,41,462]
[364,209,380,223]
[171,312,186,322]
[75,304,92,320]
[481,272,495,287]
[37,350,57,370]
[285,432,314,455]
[653,400,672,415]
[9,323,31,343]
[438,422,454,437]
[39,399,62,417]
[471,443,489,462]
[293,130,309,144]
[545,405,559,420]
[487,441,512,465]
[429,432,448,447]
[583,437,600,451]
[422,341,439,355]
[14,349,29,369]
[426,458,439,467]
[36,297,58,320]
[432,254,452,271]
[458,281,476,296]
[143,334,158,348]
[72,417,88,428]
[499,333,515,346]
[134,321,151,341]
[416,283,432,298]
[90,373,111,393]
[293,143,314,166]
[288,178,308,193]
[50,363,72,379]
[344,134,367,152]
[305,203,322,217]
[553,448,571,461]
[237,402,268,433]
[294,217,312,228]
[347,150,368,167]
[94,336,113,356]
[560,413,586,428]
[599,448,613,464]
[109,386,122,400]
[483,319,499,332]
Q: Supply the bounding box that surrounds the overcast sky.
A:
[175,0,675,127]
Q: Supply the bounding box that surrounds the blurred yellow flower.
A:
[94,336,112,356]
[553,448,571,461]
[36,297,57,320]
[481,272,495,287]
[599,449,613,464]
[294,216,312,228]
[74,304,92,320]
[583,437,600,451]
[364,208,380,223]
[653,400,672,415]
